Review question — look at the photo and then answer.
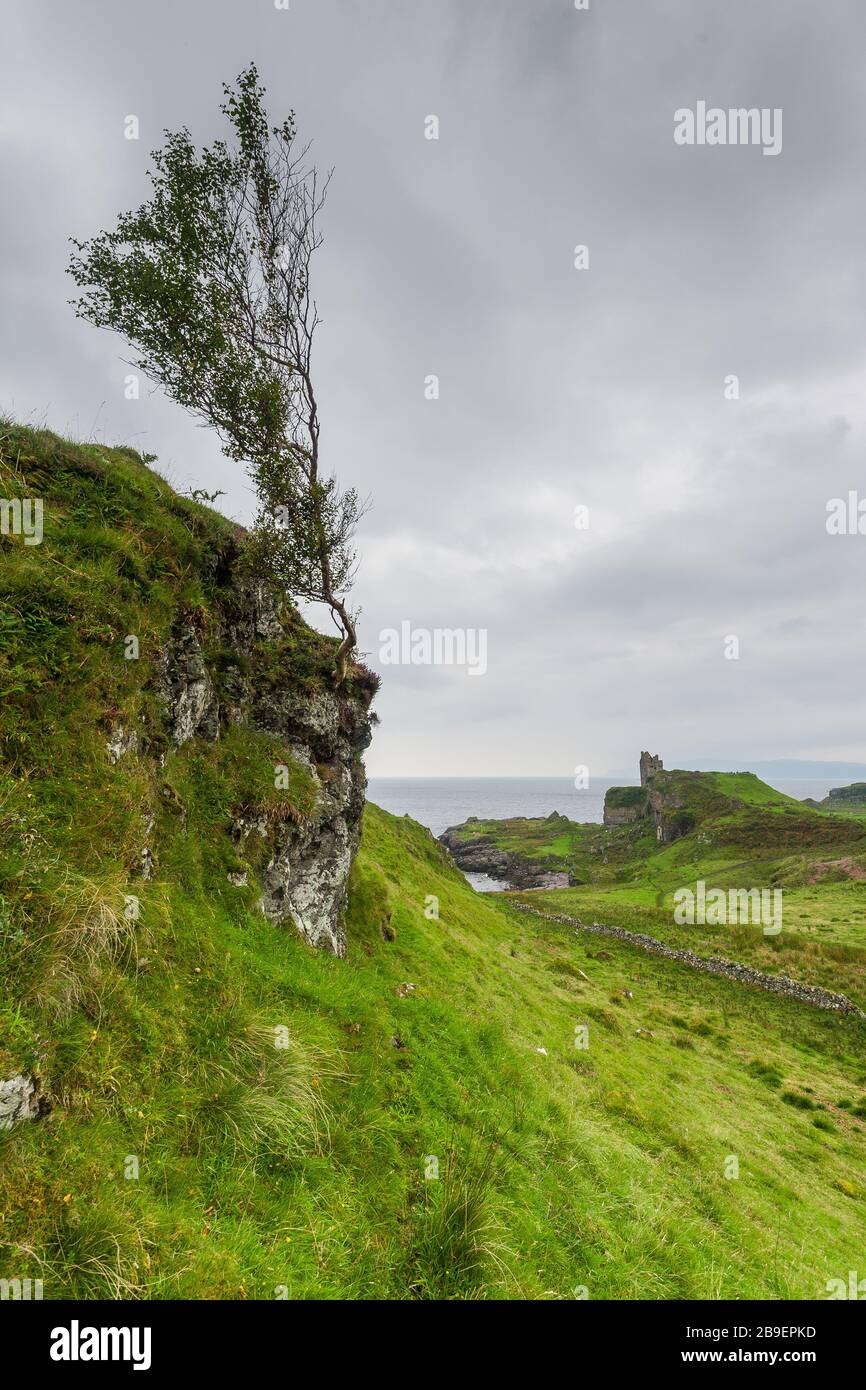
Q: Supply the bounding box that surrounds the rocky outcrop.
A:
[828,783,866,804]
[438,828,572,890]
[604,756,694,843]
[148,552,375,957]
[155,618,220,746]
[0,1073,51,1130]
[106,723,140,765]
[239,685,372,956]
[439,832,510,880]
[510,904,865,1018]
[603,785,646,827]
[646,783,696,844]
[807,783,866,810]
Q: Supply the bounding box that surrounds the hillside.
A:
[1,425,865,1300]
[441,761,866,960]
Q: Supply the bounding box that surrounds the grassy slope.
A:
[1,424,865,1300]
[3,798,866,1300]
[446,770,866,955]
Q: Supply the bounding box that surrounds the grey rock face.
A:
[224,574,285,646]
[0,1073,50,1130]
[106,723,140,765]
[258,811,357,956]
[247,685,372,957]
[152,553,375,957]
[155,621,220,746]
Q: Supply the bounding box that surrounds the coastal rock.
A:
[809,782,866,810]
[438,827,574,890]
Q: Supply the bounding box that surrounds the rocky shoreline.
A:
[439,821,571,891]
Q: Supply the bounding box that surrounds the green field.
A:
[445,770,866,955]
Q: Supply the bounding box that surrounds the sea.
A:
[366,776,838,891]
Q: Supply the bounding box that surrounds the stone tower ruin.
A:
[639,751,663,786]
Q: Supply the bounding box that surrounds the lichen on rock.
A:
[152,543,376,957]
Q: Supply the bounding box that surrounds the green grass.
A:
[4,799,865,1300]
[702,771,800,808]
[511,887,866,1010]
[444,769,866,952]
[1,422,865,1300]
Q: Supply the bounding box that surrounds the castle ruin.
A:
[639,751,663,786]
[603,752,667,829]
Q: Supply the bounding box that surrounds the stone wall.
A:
[510,903,865,1018]
[602,804,642,827]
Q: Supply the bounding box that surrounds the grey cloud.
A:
[1,0,865,774]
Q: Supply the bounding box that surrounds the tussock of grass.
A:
[47,870,137,967]
[43,1203,148,1299]
[21,870,141,1021]
[406,1135,510,1299]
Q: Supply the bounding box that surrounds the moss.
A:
[605,785,647,810]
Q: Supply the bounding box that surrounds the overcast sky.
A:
[2,0,866,776]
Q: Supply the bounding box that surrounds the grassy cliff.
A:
[1,426,865,1300]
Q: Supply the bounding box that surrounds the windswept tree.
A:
[68,64,363,682]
